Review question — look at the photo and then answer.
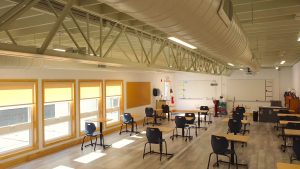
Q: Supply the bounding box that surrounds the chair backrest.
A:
[284,116,299,121]
[200,106,209,111]
[146,127,162,144]
[286,122,300,130]
[232,111,243,121]
[123,113,133,124]
[211,135,229,154]
[293,137,300,160]
[235,106,245,114]
[85,122,96,135]
[185,113,195,124]
[145,107,154,117]
[175,116,187,128]
[162,104,169,113]
[228,119,242,134]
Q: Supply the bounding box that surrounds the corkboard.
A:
[127,82,151,109]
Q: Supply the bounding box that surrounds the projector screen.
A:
[227,79,266,101]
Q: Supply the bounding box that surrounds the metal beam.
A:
[103,27,125,58]
[5,30,17,45]
[39,0,75,54]
[124,32,140,63]
[0,0,40,31]
[69,11,97,56]
[46,0,80,50]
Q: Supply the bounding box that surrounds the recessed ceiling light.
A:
[280,60,286,64]
[168,37,197,49]
[227,63,234,66]
[275,66,279,70]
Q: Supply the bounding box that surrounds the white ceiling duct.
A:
[100,0,259,71]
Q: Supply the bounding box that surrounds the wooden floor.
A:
[12,116,300,169]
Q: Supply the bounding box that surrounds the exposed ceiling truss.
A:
[0,0,229,75]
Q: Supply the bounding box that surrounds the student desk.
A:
[279,120,300,125]
[171,109,207,130]
[277,162,300,169]
[86,118,112,149]
[217,134,249,166]
[282,129,300,152]
[278,114,300,117]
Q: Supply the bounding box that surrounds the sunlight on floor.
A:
[73,151,106,164]
[130,135,143,139]
[112,139,135,149]
[52,165,74,169]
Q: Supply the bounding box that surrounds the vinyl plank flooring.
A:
[12,117,300,169]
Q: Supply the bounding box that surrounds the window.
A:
[79,81,102,132]
[105,81,123,126]
[43,81,75,145]
[0,81,37,159]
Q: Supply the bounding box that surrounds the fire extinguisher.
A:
[171,96,174,104]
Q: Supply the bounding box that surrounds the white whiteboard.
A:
[227,79,265,101]
[176,80,217,99]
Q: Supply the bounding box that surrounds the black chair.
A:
[143,127,168,161]
[144,107,155,126]
[185,113,198,136]
[228,119,242,135]
[235,107,245,114]
[162,104,171,121]
[170,116,192,141]
[119,113,138,135]
[81,122,100,151]
[200,106,212,124]
[290,137,300,163]
[207,135,238,169]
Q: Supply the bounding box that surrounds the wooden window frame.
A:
[42,80,76,147]
[78,80,103,135]
[0,79,38,160]
[104,80,124,128]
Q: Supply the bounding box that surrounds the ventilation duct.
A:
[101,0,259,71]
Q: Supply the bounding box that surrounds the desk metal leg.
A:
[98,122,111,149]
[196,112,207,130]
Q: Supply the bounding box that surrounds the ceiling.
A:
[232,0,300,68]
[0,0,299,72]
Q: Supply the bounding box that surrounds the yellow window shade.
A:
[106,81,122,97]
[80,82,101,99]
[0,82,35,107]
[44,82,73,103]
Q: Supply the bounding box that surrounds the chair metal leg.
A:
[81,136,86,150]
[159,143,162,161]
[216,154,219,166]
[94,137,97,151]
[207,152,213,169]
[90,136,93,146]
[227,155,231,169]
[119,124,123,135]
[143,142,147,159]
[234,153,238,169]
[164,141,168,156]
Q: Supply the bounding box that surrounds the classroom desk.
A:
[222,118,250,124]
[279,120,300,125]
[217,134,249,166]
[282,129,300,152]
[171,109,207,130]
[153,109,163,125]
[278,113,300,117]
[86,118,112,149]
[277,162,300,169]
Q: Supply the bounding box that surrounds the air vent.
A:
[218,0,233,26]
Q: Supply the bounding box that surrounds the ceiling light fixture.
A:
[280,60,286,65]
[239,68,244,71]
[227,63,234,66]
[53,48,66,52]
[298,37,300,42]
[275,66,279,70]
[168,37,197,49]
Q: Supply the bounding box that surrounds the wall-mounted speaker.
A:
[153,88,160,96]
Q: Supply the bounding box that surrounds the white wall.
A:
[224,68,293,112]
[293,61,300,96]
